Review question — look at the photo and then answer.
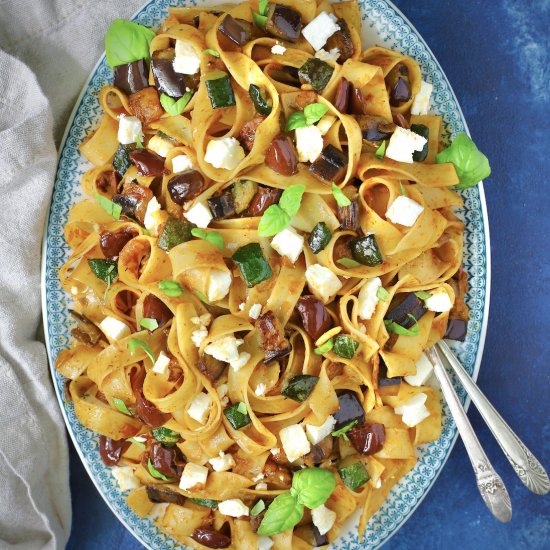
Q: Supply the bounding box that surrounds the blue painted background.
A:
[66,0,550,548]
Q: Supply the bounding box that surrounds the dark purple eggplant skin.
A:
[151,54,187,98]
[113,59,149,95]
[309,144,348,183]
[334,78,351,113]
[129,149,169,177]
[295,295,332,341]
[218,14,251,46]
[312,524,329,546]
[168,170,206,205]
[385,293,427,328]
[337,200,359,231]
[191,528,231,549]
[378,376,401,387]
[207,190,236,219]
[149,441,185,479]
[146,485,187,506]
[265,3,302,42]
[257,310,292,364]
[246,186,282,216]
[99,436,129,466]
[348,423,385,455]
[444,318,468,341]
[333,391,365,430]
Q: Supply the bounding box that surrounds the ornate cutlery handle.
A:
[437,341,550,495]
[425,347,512,522]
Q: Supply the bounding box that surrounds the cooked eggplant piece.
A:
[256,310,291,363]
[132,369,171,427]
[378,356,402,386]
[246,186,282,216]
[385,293,427,328]
[219,14,251,45]
[168,170,206,205]
[333,391,365,430]
[100,228,136,259]
[348,423,385,455]
[146,485,187,506]
[312,525,329,547]
[333,78,351,113]
[298,58,334,93]
[99,436,129,466]
[191,528,231,549]
[207,190,236,219]
[151,48,188,98]
[308,222,332,254]
[113,59,148,95]
[238,116,265,152]
[157,217,195,251]
[197,354,226,381]
[232,243,273,287]
[128,87,164,125]
[410,123,429,162]
[325,18,355,63]
[444,318,468,341]
[265,134,298,176]
[231,180,258,214]
[142,293,174,327]
[129,149,168,177]
[112,182,153,223]
[69,310,103,346]
[337,193,359,231]
[281,375,319,402]
[386,63,411,106]
[96,169,120,194]
[309,144,347,183]
[350,86,367,115]
[112,143,135,177]
[295,295,332,340]
[357,115,396,144]
[350,234,383,267]
[305,436,334,467]
[149,441,185,478]
[249,84,272,116]
[265,3,302,42]
[206,72,236,109]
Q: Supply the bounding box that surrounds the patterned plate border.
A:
[40,1,491,548]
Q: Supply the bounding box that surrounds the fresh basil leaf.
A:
[436,132,491,189]
[95,193,122,220]
[415,290,432,301]
[128,338,156,363]
[332,184,351,207]
[279,184,305,218]
[250,499,266,516]
[376,286,389,302]
[259,0,269,16]
[384,317,420,336]
[333,334,360,359]
[337,257,361,268]
[112,397,132,416]
[152,427,180,446]
[252,11,268,28]
[203,48,220,57]
[399,182,409,197]
[236,402,248,415]
[160,92,192,116]
[191,227,225,250]
[285,111,307,132]
[139,317,159,331]
[257,204,291,237]
[105,19,156,69]
[158,280,184,297]
[127,436,146,449]
[292,468,336,509]
[257,491,304,536]
[304,103,329,125]
[375,140,386,160]
[195,290,211,304]
[88,259,118,284]
[331,419,358,442]
[314,338,333,355]
[147,458,177,482]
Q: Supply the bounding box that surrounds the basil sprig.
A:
[160,92,193,116]
[152,427,180,447]
[258,468,336,536]
[105,19,156,69]
[285,103,329,131]
[332,419,358,442]
[191,228,225,250]
[257,184,305,237]
[129,338,156,363]
[112,397,132,416]
[147,458,177,482]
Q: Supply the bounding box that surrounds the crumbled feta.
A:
[205,335,244,368]
[173,40,201,75]
[271,44,286,55]
[305,264,343,303]
[152,351,171,375]
[425,287,453,313]
[394,393,430,427]
[171,154,195,173]
[147,135,174,158]
[271,227,304,263]
[111,466,140,492]
[191,326,208,348]
[385,126,428,164]
[314,47,340,63]
[255,383,266,396]
[191,313,212,326]
[279,424,311,462]
[302,12,340,51]
[316,114,337,135]
[179,463,209,490]
[258,536,274,550]
[404,353,433,387]
[311,504,337,536]
[231,352,251,371]
[184,201,212,228]
[305,415,336,445]
[255,482,268,491]
[187,392,212,424]
[385,195,424,227]
[238,302,246,311]
[249,303,262,319]
[99,316,131,341]
[209,451,235,472]
[117,114,143,145]
[218,498,249,517]
[358,277,382,320]
[207,269,232,302]
[295,125,324,163]
[143,197,163,235]
[270,448,280,455]
[204,137,245,170]
[252,472,265,482]
[411,80,433,116]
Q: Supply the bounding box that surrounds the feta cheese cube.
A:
[305,264,343,303]
[171,154,195,173]
[411,80,433,116]
[316,114,337,135]
[385,126,428,164]
[271,44,286,55]
[179,463,209,490]
[314,47,340,63]
[311,504,337,536]
[255,383,266,396]
[111,466,140,492]
[404,353,433,387]
[173,40,201,75]
[207,269,232,302]
[152,351,171,375]
[147,135,174,158]
[143,196,163,235]
[425,287,453,313]
[258,536,274,550]
[99,316,131,341]
[184,201,213,228]
[305,415,336,445]
[218,498,249,517]
[394,393,430,427]
[271,227,304,263]
[280,424,311,462]
[302,12,340,51]
[357,277,382,320]
[204,137,245,170]
[117,114,143,145]
[205,335,244,365]
[187,392,212,424]
[295,125,324,163]
[385,195,424,227]
[209,451,235,472]
[249,303,262,319]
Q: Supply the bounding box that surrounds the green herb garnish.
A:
[399,181,409,197]
[152,427,180,447]
[127,437,146,449]
[252,0,269,27]
[331,419,358,442]
[332,183,351,207]
[375,140,386,160]
[376,286,389,302]
[112,397,132,416]
[191,228,225,250]
[194,290,211,304]
[139,317,159,331]
[257,184,305,237]
[147,458,177,482]
[129,338,156,363]
[203,48,220,57]
[415,290,432,301]
[158,280,184,297]
[88,259,118,284]
[95,193,122,220]
[105,19,156,68]
[190,498,219,509]
[384,315,420,337]
[160,92,193,116]
[314,338,334,355]
[250,499,266,516]
[285,103,329,131]
[337,257,361,268]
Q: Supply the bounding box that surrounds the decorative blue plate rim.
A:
[40,0,491,548]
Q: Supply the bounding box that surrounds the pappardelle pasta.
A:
[56,1,489,547]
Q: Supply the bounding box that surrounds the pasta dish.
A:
[55,1,490,547]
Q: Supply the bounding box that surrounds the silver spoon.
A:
[425,346,512,522]
[436,340,550,495]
